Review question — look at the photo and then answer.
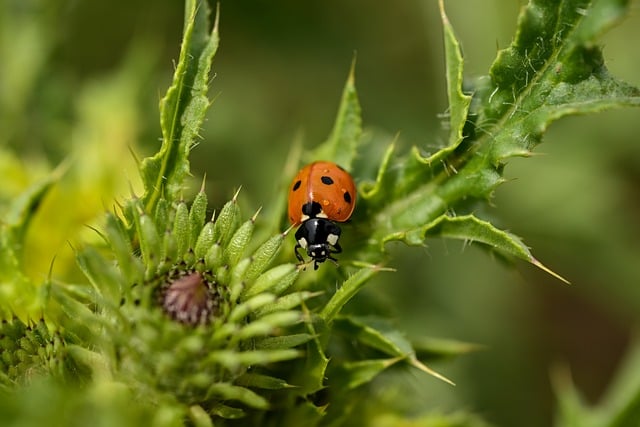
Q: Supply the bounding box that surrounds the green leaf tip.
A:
[311,57,362,171]
[438,0,472,153]
[410,357,456,386]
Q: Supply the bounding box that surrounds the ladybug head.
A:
[294,218,342,270]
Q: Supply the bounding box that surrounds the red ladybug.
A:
[288,161,356,269]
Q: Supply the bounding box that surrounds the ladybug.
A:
[288,161,356,270]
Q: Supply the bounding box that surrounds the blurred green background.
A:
[1,0,639,426]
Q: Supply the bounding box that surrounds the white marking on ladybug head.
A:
[327,233,339,246]
[298,237,308,249]
[300,214,310,222]
[316,211,328,219]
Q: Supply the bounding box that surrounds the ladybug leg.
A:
[327,254,339,267]
[294,243,305,262]
[330,242,342,254]
[294,243,311,271]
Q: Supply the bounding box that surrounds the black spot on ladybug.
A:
[343,191,352,204]
[292,180,302,191]
[321,176,334,185]
[302,201,323,218]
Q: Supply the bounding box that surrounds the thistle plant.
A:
[1,0,640,426]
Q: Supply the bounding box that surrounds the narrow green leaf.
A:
[212,192,241,248]
[134,210,162,276]
[188,405,214,427]
[311,58,361,171]
[74,246,123,302]
[423,0,471,165]
[141,0,219,212]
[255,333,314,350]
[254,291,321,317]
[235,311,301,341]
[209,403,245,420]
[334,315,454,385]
[412,336,484,361]
[334,316,413,358]
[188,188,208,249]
[194,221,214,259]
[297,318,329,396]
[223,216,256,266]
[207,349,301,370]
[228,293,275,323]
[104,213,142,282]
[205,383,269,410]
[242,264,298,299]
[235,373,295,390]
[173,201,190,255]
[320,265,391,324]
[242,233,285,283]
[335,357,403,391]
[420,214,569,283]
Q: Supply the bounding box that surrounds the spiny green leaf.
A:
[104,212,142,282]
[310,58,361,171]
[320,265,392,324]
[212,190,241,248]
[74,246,124,302]
[335,315,413,358]
[242,264,298,299]
[294,312,329,396]
[188,188,208,249]
[140,0,219,212]
[254,291,321,317]
[412,336,484,361]
[334,357,403,391]
[426,0,471,165]
[243,233,286,283]
[474,0,640,164]
[419,214,569,283]
[357,0,639,283]
[334,315,454,385]
[174,201,190,256]
[194,221,214,259]
[223,215,257,266]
